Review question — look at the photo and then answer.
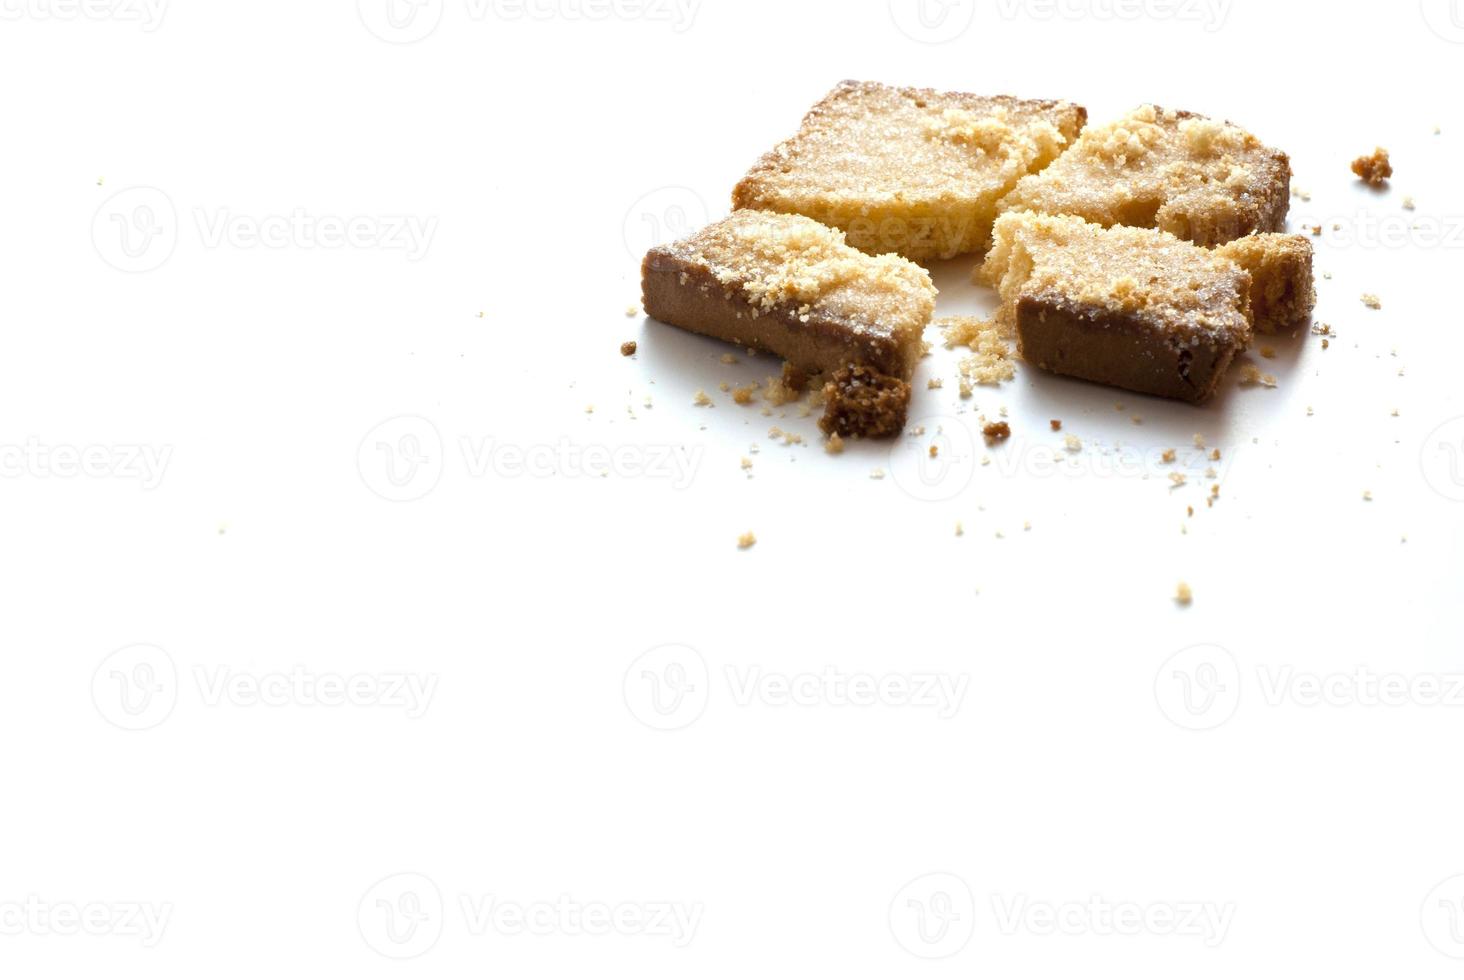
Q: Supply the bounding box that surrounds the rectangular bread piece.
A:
[642,210,937,436]
[998,105,1290,247]
[979,212,1253,403]
[1213,233,1316,333]
[733,80,1086,262]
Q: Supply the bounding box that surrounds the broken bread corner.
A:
[1212,232,1316,333]
[733,80,1087,261]
[979,211,1252,403]
[640,209,936,437]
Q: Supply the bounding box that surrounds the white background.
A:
[2,0,1462,975]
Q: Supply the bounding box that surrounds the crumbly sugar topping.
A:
[999,105,1289,245]
[656,210,936,345]
[980,211,1252,347]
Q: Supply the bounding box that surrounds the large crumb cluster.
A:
[940,315,1016,392]
[733,80,1085,260]
[998,105,1290,247]
[1351,147,1392,186]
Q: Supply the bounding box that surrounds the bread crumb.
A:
[1240,363,1278,388]
[732,385,757,405]
[625,305,639,318]
[927,378,944,390]
[1049,419,1062,431]
[982,421,1011,445]
[1351,147,1392,186]
[1169,472,1187,488]
[1361,293,1382,310]
[740,457,753,470]
[1161,449,1177,464]
[1402,195,1416,210]
[693,390,714,407]
[928,444,939,459]
[825,433,845,454]
[720,353,739,365]
[1362,490,1373,502]
[1193,434,1206,449]
[1175,581,1193,606]
[955,522,964,537]
[1063,434,1082,452]
[1210,449,1221,461]
[620,341,637,357]
[1259,345,1276,359]
[940,316,1016,388]
[737,532,757,550]
[718,381,731,392]
[869,468,885,480]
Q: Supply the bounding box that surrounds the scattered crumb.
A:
[1351,147,1392,186]
[982,421,1011,445]
[940,316,1016,389]
[718,381,731,392]
[1321,338,1331,350]
[1063,434,1082,453]
[1175,581,1193,606]
[1239,363,1278,388]
[825,433,845,455]
[1291,187,1311,202]
[928,444,939,459]
[1259,345,1276,359]
[955,522,964,537]
[1361,293,1382,310]
[693,390,713,407]
[869,468,885,480]
[761,375,798,407]
[732,385,757,405]
[1403,195,1416,211]
[719,353,739,365]
[584,405,594,414]
[737,532,756,550]
[1210,449,1222,461]
[1169,473,1187,488]
[620,341,637,357]
[927,378,944,390]
[740,457,753,470]
[1049,419,1062,431]
[1308,224,1322,237]
[1363,490,1373,502]
[1161,449,1177,464]
[624,305,639,318]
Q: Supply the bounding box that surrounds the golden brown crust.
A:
[998,105,1291,247]
[641,211,935,381]
[733,80,1087,261]
[1213,233,1316,333]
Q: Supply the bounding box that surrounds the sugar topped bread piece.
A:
[999,105,1290,247]
[1213,233,1316,333]
[733,81,1087,262]
[642,211,935,435]
[979,211,1252,402]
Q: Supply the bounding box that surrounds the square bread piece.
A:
[1213,233,1317,333]
[732,81,1086,262]
[642,211,936,436]
[998,105,1290,247]
[979,212,1253,403]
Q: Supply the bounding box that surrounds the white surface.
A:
[2,1,1463,976]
